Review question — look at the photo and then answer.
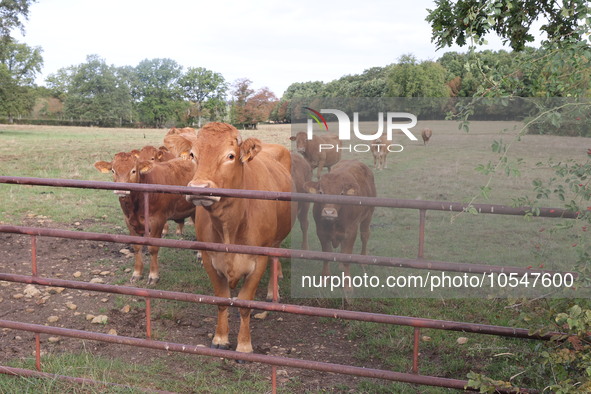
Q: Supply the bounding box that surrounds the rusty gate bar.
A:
[0,272,562,340]
[0,225,573,278]
[0,176,578,218]
[0,319,535,393]
[413,327,420,374]
[418,210,426,259]
[31,235,37,276]
[0,366,176,394]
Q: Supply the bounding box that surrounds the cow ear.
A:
[164,133,197,158]
[139,161,154,174]
[94,161,112,174]
[239,138,262,163]
[130,150,140,158]
[156,150,164,161]
[304,181,319,194]
[345,187,356,196]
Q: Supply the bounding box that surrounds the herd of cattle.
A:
[93,122,433,354]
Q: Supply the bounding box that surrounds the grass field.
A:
[0,122,589,392]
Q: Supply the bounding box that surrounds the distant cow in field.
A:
[421,128,432,146]
[166,122,293,354]
[290,132,341,180]
[370,135,389,170]
[94,154,197,285]
[291,152,313,250]
[305,160,376,291]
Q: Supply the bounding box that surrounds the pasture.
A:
[0,122,588,392]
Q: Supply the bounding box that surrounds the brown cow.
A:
[167,122,292,354]
[94,154,197,284]
[290,132,341,179]
[305,160,376,290]
[291,152,312,250]
[138,145,176,163]
[136,145,189,236]
[370,135,389,170]
[421,128,432,146]
[166,127,197,136]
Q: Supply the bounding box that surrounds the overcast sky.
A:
[17,0,517,97]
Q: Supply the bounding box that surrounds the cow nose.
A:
[188,181,211,188]
[186,180,221,206]
[321,207,338,219]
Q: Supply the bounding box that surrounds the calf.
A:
[370,135,389,170]
[421,128,432,146]
[291,152,312,250]
[305,160,376,290]
[167,122,293,354]
[94,154,197,284]
[290,132,341,179]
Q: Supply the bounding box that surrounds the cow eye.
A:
[228,153,235,160]
[111,169,115,174]
[189,152,195,160]
[131,170,136,174]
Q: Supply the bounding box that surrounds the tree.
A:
[386,54,450,97]
[178,67,227,126]
[426,0,590,51]
[132,58,183,128]
[58,55,133,126]
[244,87,277,124]
[0,39,42,122]
[0,0,36,39]
[230,78,254,126]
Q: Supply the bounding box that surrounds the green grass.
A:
[0,122,589,392]
[0,352,271,393]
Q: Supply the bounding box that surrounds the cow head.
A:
[305,173,358,221]
[94,152,151,196]
[166,122,262,207]
[289,132,308,153]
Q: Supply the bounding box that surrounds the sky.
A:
[16,0,519,97]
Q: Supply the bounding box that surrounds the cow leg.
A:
[237,256,268,354]
[340,234,358,293]
[265,258,283,301]
[174,219,185,236]
[131,243,144,283]
[147,218,166,285]
[162,222,169,236]
[202,253,231,349]
[359,212,373,256]
[319,235,333,277]
[298,202,310,250]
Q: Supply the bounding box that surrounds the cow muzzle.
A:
[321,206,338,220]
[186,181,221,207]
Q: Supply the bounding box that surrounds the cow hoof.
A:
[146,277,159,286]
[130,275,142,283]
[211,343,229,350]
[235,358,249,364]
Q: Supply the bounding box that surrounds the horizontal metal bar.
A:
[0,366,174,394]
[0,176,578,218]
[0,225,570,278]
[0,319,525,392]
[0,273,560,340]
